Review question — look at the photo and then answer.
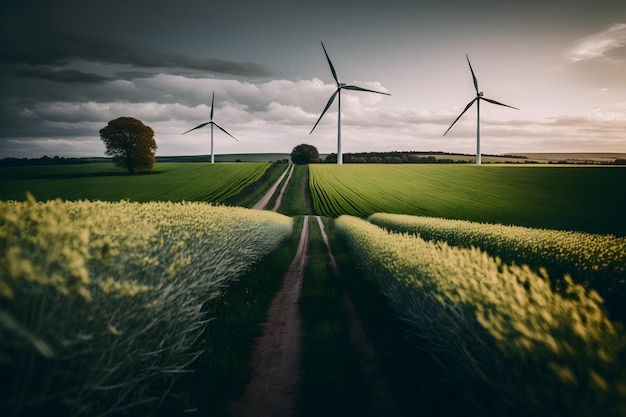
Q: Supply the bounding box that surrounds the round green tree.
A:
[99,117,157,173]
[290,144,319,165]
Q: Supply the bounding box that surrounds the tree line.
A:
[289,144,485,165]
[0,156,110,167]
[323,152,460,164]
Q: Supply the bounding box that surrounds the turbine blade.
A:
[181,122,210,135]
[210,92,215,121]
[310,90,339,134]
[321,42,340,86]
[443,98,477,136]
[466,55,479,94]
[342,85,390,95]
[481,97,519,110]
[213,122,239,142]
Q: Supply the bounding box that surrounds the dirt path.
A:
[233,182,400,417]
[230,216,309,417]
[270,164,295,212]
[315,216,402,417]
[252,164,294,211]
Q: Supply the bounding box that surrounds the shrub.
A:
[291,144,319,164]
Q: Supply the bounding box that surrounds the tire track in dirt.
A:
[230,216,309,417]
[252,164,294,211]
[315,216,403,417]
[271,164,295,212]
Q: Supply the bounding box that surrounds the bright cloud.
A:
[569,23,626,62]
[1,69,625,158]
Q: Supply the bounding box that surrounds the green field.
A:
[309,164,626,236]
[0,162,269,202]
[3,160,626,416]
[3,162,624,234]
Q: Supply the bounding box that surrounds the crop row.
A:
[0,195,292,416]
[309,164,626,236]
[335,215,626,417]
[368,213,626,320]
[0,162,270,203]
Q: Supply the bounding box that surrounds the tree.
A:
[99,117,157,173]
[290,144,319,165]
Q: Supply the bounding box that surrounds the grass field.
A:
[0,162,269,202]
[3,160,626,416]
[309,164,626,236]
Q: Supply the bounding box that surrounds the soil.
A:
[271,164,295,212]
[252,164,293,211]
[230,216,309,417]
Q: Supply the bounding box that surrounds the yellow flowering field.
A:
[368,213,626,320]
[336,215,626,417]
[0,195,292,416]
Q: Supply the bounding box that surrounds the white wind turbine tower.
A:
[310,42,390,165]
[182,92,238,163]
[443,55,518,165]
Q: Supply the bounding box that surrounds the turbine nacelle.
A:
[478,91,484,97]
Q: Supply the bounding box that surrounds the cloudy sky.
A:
[1,0,625,158]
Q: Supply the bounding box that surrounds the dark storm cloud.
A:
[14,66,114,84]
[1,0,625,158]
[0,31,274,77]
[0,0,274,79]
[116,71,162,80]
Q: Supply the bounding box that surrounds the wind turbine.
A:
[443,55,518,165]
[182,92,238,163]
[310,42,390,164]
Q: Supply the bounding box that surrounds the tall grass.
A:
[368,213,626,321]
[327,218,476,416]
[336,215,626,417]
[0,195,292,416]
[191,216,305,416]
